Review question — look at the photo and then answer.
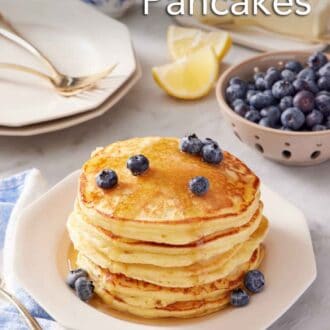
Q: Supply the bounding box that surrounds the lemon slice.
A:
[152,46,219,100]
[167,25,232,61]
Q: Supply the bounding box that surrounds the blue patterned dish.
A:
[82,0,135,17]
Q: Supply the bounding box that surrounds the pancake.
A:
[67,137,268,319]
[78,137,260,244]
[78,245,264,309]
[68,202,264,267]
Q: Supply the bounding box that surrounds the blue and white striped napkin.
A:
[0,169,63,330]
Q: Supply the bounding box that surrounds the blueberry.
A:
[281,107,305,130]
[201,143,223,164]
[264,70,281,88]
[308,52,328,70]
[189,176,210,196]
[96,170,118,189]
[266,67,278,74]
[293,91,315,113]
[201,137,219,148]
[263,90,277,105]
[255,78,267,91]
[245,109,261,123]
[281,69,296,82]
[244,270,265,293]
[312,124,327,131]
[272,80,295,99]
[297,68,316,81]
[253,72,265,81]
[247,82,256,90]
[306,110,324,128]
[285,60,303,73]
[318,76,330,91]
[230,288,250,307]
[180,134,203,155]
[234,103,249,117]
[226,84,247,103]
[319,63,330,77]
[229,76,242,85]
[66,269,88,289]
[279,96,293,111]
[231,99,245,108]
[293,79,318,94]
[315,94,330,115]
[249,92,272,109]
[246,90,258,103]
[258,117,272,128]
[260,106,281,126]
[74,277,94,302]
[326,116,330,129]
[127,155,149,176]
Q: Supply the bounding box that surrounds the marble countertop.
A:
[0,4,329,330]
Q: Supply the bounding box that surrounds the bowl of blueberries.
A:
[216,51,330,166]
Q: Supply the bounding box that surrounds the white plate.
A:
[12,171,316,330]
[0,61,141,136]
[174,15,327,53]
[0,0,135,127]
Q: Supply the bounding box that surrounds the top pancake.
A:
[79,137,260,223]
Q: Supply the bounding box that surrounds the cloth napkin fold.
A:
[0,169,63,330]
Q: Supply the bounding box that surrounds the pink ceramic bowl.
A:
[216,51,330,166]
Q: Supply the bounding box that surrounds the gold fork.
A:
[0,12,117,96]
[0,62,116,97]
[0,277,42,330]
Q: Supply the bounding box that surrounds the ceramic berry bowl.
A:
[216,51,330,166]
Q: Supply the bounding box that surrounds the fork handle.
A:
[0,13,61,82]
[0,287,42,330]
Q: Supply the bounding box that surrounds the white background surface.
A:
[0,3,329,330]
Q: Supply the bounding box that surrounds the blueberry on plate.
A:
[127,155,149,176]
[306,110,324,128]
[246,90,258,103]
[318,76,330,91]
[96,169,118,189]
[244,270,265,293]
[180,134,203,155]
[308,52,328,70]
[312,124,327,131]
[229,76,242,85]
[315,94,330,115]
[319,63,330,77]
[293,90,315,113]
[281,69,296,82]
[281,107,305,130]
[272,80,295,99]
[285,60,303,73]
[245,109,261,123]
[74,277,94,302]
[189,176,210,196]
[201,143,223,164]
[279,96,293,111]
[226,84,247,103]
[201,137,219,148]
[297,68,317,81]
[66,269,88,289]
[230,288,250,307]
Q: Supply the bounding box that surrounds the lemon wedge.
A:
[152,46,219,100]
[167,25,232,61]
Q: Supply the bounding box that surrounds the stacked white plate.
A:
[0,0,141,136]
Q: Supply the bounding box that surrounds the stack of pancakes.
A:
[67,137,268,318]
